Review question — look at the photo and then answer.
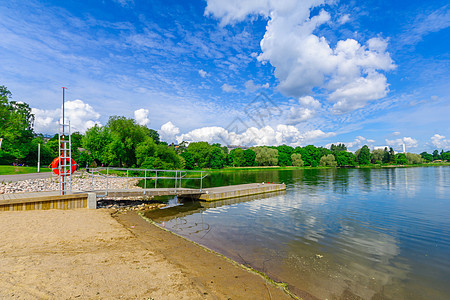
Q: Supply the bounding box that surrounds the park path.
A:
[0,172,53,183]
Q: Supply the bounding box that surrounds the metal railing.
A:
[84,167,208,197]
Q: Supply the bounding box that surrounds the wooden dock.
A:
[0,183,286,211]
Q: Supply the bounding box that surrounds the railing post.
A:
[144,170,147,194]
[200,171,203,192]
[106,167,109,196]
[155,170,157,188]
[126,169,129,189]
[174,170,177,194]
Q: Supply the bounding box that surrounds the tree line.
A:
[1,85,449,169]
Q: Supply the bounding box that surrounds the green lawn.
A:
[0,165,52,175]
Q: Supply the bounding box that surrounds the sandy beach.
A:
[0,209,293,299]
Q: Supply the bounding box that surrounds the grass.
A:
[0,165,52,175]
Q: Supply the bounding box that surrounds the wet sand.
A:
[0,209,293,299]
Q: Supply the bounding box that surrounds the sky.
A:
[0,0,449,152]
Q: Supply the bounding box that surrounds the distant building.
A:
[227,145,250,151]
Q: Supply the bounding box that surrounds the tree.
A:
[180,152,195,169]
[320,154,337,167]
[291,153,304,167]
[406,153,423,164]
[330,143,347,152]
[432,150,440,160]
[243,149,256,166]
[230,148,245,167]
[420,152,433,162]
[371,149,384,164]
[335,151,356,166]
[396,153,408,165]
[209,147,225,169]
[186,142,212,168]
[148,129,160,144]
[277,145,293,166]
[356,145,371,165]
[278,152,291,166]
[254,147,278,166]
[298,145,321,167]
[0,85,35,162]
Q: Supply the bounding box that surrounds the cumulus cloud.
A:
[206,0,395,113]
[198,69,207,78]
[32,99,101,134]
[285,96,320,125]
[244,80,269,92]
[221,83,236,92]
[159,121,181,142]
[134,108,150,126]
[385,137,419,149]
[174,123,334,146]
[431,134,450,149]
[299,96,321,109]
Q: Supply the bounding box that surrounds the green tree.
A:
[420,151,433,162]
[0,85,35,162]
[186,142,212,168]
[432,150,440,160]
[231,148,245,167]
[254,147,278,166]
[396,153,408,165]
[243,149,256,166]
[298,145,321,167]
[148,129,160,144]
[180,151,195,169]
[209,147,225,169]
[335,151,356,166]
[291,153,304,167]
[406,153,423,164]
[330,143,347,152]
[356,145,371,165]
[320,154,337,167]
[277,145,293,166]
[371,149,384,164]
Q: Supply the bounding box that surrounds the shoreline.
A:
[0,208,298,299]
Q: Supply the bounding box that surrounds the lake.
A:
[145,167,450,299]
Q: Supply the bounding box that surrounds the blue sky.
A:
[0,0,449,152]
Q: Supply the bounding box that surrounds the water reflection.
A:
[145,167,450,299]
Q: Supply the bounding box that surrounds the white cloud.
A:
[206,0,395,113]
[431,134,450,149]
[286,107,315,125]
[32,99,101,134]
[244,80,269,92]
[159,121,180,142]
[326,135,376,150]
[329,72,389,113]
[392,131,401,136]
[134,108,150,126]
[299,96,321,109]
[175,123,334,147]
[385,137,419,149]
[339,14,350,24]
[198,69,207,78]
[221,83,236,92]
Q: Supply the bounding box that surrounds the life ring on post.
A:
[50,157,77,175]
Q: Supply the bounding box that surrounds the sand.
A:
[0,209,293,299]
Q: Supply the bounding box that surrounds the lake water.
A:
[145,167,450,299]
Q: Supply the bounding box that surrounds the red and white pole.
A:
[62,87,67,194]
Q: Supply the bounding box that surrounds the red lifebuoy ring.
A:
[50,157,77,175]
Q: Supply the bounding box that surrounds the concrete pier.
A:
[0,183,286,210]
[194,183,286,201]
